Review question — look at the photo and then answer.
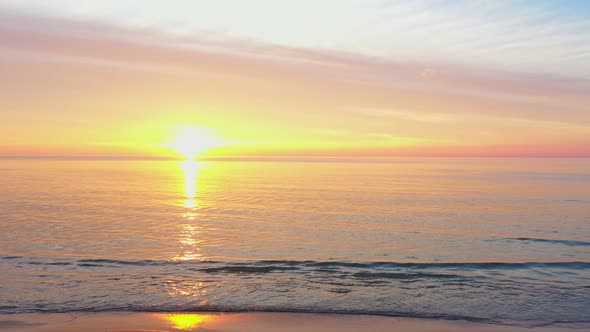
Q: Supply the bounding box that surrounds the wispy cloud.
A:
[1,0,589,78]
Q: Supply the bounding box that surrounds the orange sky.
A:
[0,3,589,158]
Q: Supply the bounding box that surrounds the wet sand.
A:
[0,312,586,332]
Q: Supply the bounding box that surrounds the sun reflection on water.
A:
[173,161,204,262]
[156,313,216,331]
[166,161,213,305]
[182,161,201,199]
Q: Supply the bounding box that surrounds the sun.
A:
[166,127,222,159]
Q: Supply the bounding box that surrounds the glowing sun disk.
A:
[168,128,222,159]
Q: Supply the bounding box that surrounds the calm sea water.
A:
[1,158,589,326]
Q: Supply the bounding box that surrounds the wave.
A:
[77,258,171,266]
[2,255,590,327]
[351,271,463,280]
[506,237,590,247]
[4,255,589,271]
[197,265,300,273]
[267,260,590,270]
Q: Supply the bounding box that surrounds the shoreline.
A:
[0,312,587,332]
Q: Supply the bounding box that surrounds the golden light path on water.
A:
[174,160,203,262]
[182,160,201,210]
[166,160,210,306]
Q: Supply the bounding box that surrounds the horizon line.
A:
[1,155,589,160]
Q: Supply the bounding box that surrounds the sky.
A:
[0,0,589,158]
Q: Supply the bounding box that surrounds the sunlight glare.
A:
[182,160,201,200]
[158,313,214,330]
[167,127,222,159]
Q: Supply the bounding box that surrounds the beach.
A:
[1,312,586,332]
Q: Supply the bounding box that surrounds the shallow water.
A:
[1,158,589,326]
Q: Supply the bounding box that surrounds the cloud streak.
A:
[1,0,589,77]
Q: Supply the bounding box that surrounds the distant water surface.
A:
[1,158,589,326]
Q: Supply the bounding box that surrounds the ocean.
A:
[1,157,589,327]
